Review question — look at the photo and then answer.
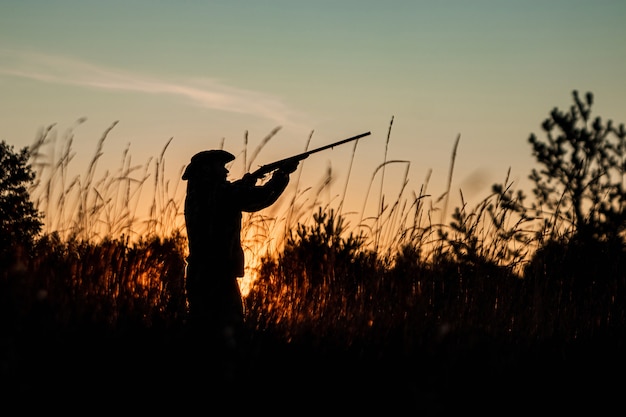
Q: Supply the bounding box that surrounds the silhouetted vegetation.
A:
[1,91,624,412]
[0,141,42,271]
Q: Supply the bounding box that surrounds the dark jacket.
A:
[184,172,290,277]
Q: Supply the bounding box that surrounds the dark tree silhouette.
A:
[527,90,625,243]
[0,140,43,270]
[499,91,626,324]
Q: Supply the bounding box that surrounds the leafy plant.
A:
[0,140,43,270]
[527,90,625,243]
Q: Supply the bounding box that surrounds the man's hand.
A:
[278,159,299,174]
[241,172,258,185]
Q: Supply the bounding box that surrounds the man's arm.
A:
[233,160,299,212]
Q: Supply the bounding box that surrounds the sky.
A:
[1,0,625,238]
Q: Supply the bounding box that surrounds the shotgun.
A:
[248,131,371,179]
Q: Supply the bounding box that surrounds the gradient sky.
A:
[2,0,625,232]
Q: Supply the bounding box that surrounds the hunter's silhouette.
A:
[182,149,298,352]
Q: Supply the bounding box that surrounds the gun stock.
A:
[249,131,371,179]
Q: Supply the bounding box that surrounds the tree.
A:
[527,90,625,243]
[494,91,626,303]
[0,140,43,269]
[493,90,626,245]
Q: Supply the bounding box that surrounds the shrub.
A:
[0,140,43,272]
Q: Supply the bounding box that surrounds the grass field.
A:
[1,118,624,414]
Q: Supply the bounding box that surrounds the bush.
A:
[0,140,42,272]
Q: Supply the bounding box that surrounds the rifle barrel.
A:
[298,131,371,158]
[250,131,371,178]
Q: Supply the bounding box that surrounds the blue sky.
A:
[2,0,625,232]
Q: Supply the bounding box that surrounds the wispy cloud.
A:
[0,49,306,128]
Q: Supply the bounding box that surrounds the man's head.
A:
[182,150,235,181]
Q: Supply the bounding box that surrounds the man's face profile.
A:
[199,161,228,181]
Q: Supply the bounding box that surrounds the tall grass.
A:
[27,120,187,242]
[6,118,624,354]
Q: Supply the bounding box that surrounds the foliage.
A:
[3,233,187,335]
[527,90,625,243]
[281,207,369,287]
[0,140,43,270]
[247,208,383,344]
[2,94,625,372]
[484,91,626,299]
[439,171,535,274]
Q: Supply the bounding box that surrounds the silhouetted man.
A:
[181,149,298,362]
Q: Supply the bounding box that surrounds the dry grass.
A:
[2,119,624,407]
[27,120,186,242]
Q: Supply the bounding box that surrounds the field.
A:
[2,112,625,414]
